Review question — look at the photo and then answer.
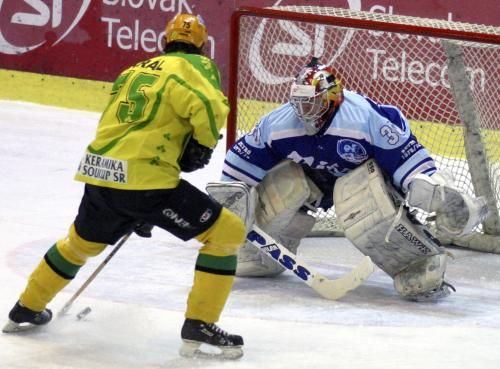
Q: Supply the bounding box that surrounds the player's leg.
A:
[5,185,133,331]
[7,224,106,326]
[143,180,246,358]
[179,208,245,358]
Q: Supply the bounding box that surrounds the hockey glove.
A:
[134,222,153,238]
[179,138,213,172]
[407,173,489,237]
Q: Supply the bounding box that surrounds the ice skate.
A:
[179,318,243,360]
[2,301,52,333]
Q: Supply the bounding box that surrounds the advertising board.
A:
[0,0,498,93]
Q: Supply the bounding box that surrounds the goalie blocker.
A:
[334,160,455,301]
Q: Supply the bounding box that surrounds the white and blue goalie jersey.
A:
[222,90,436,198]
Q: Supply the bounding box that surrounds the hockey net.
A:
[227,6,500,252]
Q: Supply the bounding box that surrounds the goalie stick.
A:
[247,224,374,300]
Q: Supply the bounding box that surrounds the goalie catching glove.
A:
[179,137,213,172]
[406,172,489,237]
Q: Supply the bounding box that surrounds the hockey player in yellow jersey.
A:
[3,13,246,360]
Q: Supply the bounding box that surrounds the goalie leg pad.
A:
[334,160,447,279]
[223,161,320,278]
[255,159,319,263]
[205,181,279,277]
[235,240,286,277]
[275,210,317,255]
[236,210,316,277]
[393,254,452,301]
[256,159,322,226]
[243,161,319,277]
[209,162,320,278]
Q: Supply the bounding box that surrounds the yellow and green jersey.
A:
[75,52,229,190]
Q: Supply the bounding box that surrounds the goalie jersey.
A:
[222,90,436,194]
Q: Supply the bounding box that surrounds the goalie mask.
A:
[165,13,208,48]
[290,60,343,135]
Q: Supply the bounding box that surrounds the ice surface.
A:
[0,100,499,369]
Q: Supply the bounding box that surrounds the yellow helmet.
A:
[165,13,208,48]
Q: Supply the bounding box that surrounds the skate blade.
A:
[179,340,243,360]
[2,319,41,333]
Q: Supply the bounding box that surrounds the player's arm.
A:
[170,56,229,172]
[367,101,437,193]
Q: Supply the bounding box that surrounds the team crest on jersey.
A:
[337,139,368,164]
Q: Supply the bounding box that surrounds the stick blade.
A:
[311,256,374,300]
[57,303,72,317]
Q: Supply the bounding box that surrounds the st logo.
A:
[0,0,91,54]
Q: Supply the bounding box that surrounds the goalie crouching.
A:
[214,58,488,302]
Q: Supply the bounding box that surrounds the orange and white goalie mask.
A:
[290,60,343,135]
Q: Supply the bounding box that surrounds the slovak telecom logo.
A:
[0,0,91,55]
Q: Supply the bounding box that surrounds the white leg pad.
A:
[393,254,452,301]
[334,160,447,277]
[256,159,322,225]
[236,210,316,277]
[235,160,320,277]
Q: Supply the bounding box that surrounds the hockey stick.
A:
[57,230,133,316]
[247,224,374,300]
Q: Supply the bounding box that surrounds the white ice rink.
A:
[0,100,499,369]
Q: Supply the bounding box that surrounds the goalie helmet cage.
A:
[227,6,500,252]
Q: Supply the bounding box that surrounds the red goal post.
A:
[226,6,500,252]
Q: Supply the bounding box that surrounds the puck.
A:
[76,306,92,320]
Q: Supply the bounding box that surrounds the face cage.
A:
[290,91,330,135]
